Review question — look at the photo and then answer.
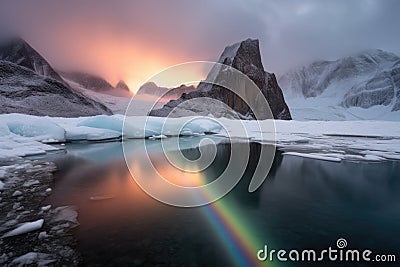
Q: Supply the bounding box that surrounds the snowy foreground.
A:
[0,113,400,162]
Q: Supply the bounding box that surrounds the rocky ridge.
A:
[149,39,291,120]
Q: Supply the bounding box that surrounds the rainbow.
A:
[199,189,278,267]
[145,140,280,266]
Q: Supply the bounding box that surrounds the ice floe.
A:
[2,219,44,238]
[0,113,399,162]
[282,152,342,162]
[10,252,55,267]
[41,205,52,212]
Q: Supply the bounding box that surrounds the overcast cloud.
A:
[0,0,399,89]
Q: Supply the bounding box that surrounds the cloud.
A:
[0,0,399,90]
[255,0,400,72]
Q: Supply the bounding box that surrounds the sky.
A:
[0,0,399,92]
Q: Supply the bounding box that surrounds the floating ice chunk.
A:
[360,150,400,160]
[45,188,52,193]
[2,219,44,238]
[11,252,38,266]
[0,135,62,159]
[149,134,167,140]
[41,205,51,211]
[38,231,49,240]
[362,154,384,161]
[90,195,116,201]
[123,116,223,138]
[10,252,55,267]
[1,113,400,163]
[283,152,342,162]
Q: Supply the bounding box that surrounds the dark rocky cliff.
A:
[0,38,66,84]
[0,60,112,117]
[0,38,112,116]
[150,39,291,120]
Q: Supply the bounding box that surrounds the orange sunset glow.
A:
[2,1,214,93]
[1,1,400,267]
[36,33,203,93]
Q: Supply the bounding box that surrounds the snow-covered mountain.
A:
[60,76,132,114]
[115,80,130,91]
[60,71,133,95]
[58,72,134,114]
[0,38,113,117]
[150,39,291,120]
[59,71,115,92]
[0,60,112,117]
[60,71,133,98]
[0,38,67,85]
[279,49,400,120]
[136,82,196,100]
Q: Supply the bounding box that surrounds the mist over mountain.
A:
[0,38,112,116]
[0,60,112,117]
[0,38,66,84]
[115,80,130,91]
[136,82,196,100]
[59,71,114,92]
[2,36,399,121]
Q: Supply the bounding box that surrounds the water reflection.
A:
[47,138,400,267]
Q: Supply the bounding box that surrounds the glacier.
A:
[0,114,399,162]
[279,49,400,121]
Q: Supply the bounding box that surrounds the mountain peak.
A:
[150,38,291,120]
[60,71,114,91]
[115,80,130,91]
[0,37,66,84]
[217,38,263,69]
[279,48,400,119]
[357,48,397,57]
[0,60,112,117]
[136,82,196,98]
[352,49,399,65]
[137,82,158,93]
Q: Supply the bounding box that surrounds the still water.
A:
[44,137,400,266]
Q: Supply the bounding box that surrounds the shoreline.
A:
[0,158,80,266]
